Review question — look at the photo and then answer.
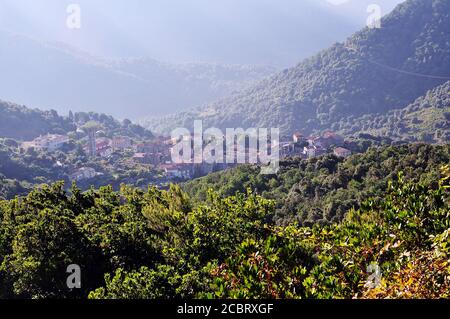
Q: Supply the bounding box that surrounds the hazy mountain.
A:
[148,0,450,136]
[0,0,404,67]
[111,58,277,110]
[0,0,405,121]
[0,30,275,118]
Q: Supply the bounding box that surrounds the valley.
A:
[0,0,448,301]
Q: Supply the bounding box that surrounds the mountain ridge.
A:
[147,0,450,135]
[0,29,276,118]
[337,80,450,143]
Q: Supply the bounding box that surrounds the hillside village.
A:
[19,126,352,186]
[1,0,449,301]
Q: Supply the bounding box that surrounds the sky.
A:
[0,0,405,66]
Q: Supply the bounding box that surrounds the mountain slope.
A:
[149,0,450,135]
[337,80,450,143]
[0,31,275,118]
[0,99,153,141]
[0,144,448,299]
[184,143,450,225]
[0,100,75,140]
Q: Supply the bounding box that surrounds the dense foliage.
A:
[0,100,153,141]
[185,144,450,226]
[0,145,448,299]
[0,138,59,199]
[0,101,75,140]
[337,81,450,143]
[71,111,154,140]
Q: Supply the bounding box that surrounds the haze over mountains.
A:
[0,0,404,119]
[0,0,403,66]
[149,0,450,136]
[0,30,277,117]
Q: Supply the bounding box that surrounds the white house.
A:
[334,147,352,158]
[162,164,192,179]
[69,167,97,182]
[303,146,317,159]
[98,147,113,158]
[22,134,69,152]
[112,136,132,150]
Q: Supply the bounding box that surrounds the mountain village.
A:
[19,127,352,185]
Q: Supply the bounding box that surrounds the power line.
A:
[344,46,450,80]
[368,59,450,80]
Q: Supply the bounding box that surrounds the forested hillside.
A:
[185,144,450,226]
[337,81,450,143]
[0,100,153,141]
[0,151,448,299]
[149,0,450,136]
[0,100,75,140]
